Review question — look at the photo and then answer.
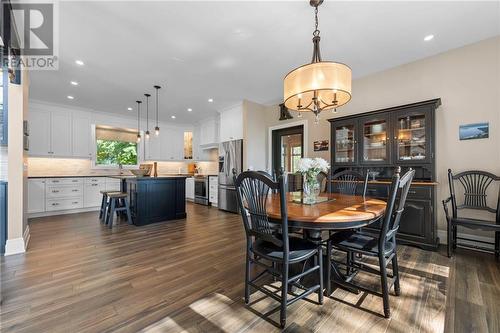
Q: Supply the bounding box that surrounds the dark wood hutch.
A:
[328,98,441,250]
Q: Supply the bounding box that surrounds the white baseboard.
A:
[437,230,495,249]
[28,206,100,219]
[5,237,26,255]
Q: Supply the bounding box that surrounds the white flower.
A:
[296,157,329,174]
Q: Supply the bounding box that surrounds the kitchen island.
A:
[112,175,187,226]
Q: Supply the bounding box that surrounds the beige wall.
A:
[243,99,268,171]
[258,36,500,233]
[6,66,30,254]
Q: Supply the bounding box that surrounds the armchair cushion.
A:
[330,230,395,257]
[253,236,317,263]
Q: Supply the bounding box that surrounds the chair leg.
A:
[379,256,391,318]
[346,251,353,276]
[108,199,115,229]
[392,253,401,296]
[495,231,499,261]
[452,225,457,249]
[318,246,324,305]
[326,240,332,296]
[447,220,453,258]
[244,248,251,304]
[124,199,132,225]
[280,263,288,328]
[99,194,106,221]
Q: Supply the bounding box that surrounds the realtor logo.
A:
[3,1,59,70]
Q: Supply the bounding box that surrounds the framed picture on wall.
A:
[459,122,489,140]
[313,140,329,151]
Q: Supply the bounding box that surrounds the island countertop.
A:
[110,175,188,181]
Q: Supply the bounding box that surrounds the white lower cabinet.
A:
[28,176,124,216]
[28,179,46,213]
[185,177,195,200]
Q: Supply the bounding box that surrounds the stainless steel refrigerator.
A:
[218,139,243,213]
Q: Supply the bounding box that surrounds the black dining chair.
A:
[326,167,415,318]
[331,170,369,197]
[234,170,323,328]
[317,171,329,193]
[442,169,500,259]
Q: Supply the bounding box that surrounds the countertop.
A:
[329,179,438,186]
[27,173,218,179]
[112,175,188,180]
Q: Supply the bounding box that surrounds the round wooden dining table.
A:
[265,192,387,234]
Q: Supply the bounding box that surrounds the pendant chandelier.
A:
[144,93,151,139]
[283,0,352,123]
[136,100,142,142]
[154,85,161,136]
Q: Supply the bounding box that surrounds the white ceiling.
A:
[29,1,500,123]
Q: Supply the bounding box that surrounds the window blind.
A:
[95,126,137,143]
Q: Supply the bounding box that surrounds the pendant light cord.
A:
[313,6,320,37]
[156,88,159,127]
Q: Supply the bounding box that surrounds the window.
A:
[95,126,138,167]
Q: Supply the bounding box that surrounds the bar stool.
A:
[106,192,132,228]
[99,190,118,223]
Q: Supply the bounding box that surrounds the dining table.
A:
[265,192,387,293]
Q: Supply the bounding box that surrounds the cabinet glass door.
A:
[361,119,389,163]
[395,113,427,162]
[334,123,356,164]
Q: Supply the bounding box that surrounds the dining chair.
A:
[326,167,415,318]
[234,170,323,328]
[317,171,329,193]
[331,170,369,197]
[442,169,500,259]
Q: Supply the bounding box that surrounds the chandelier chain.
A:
[313,6,320,36]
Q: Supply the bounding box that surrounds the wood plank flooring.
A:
[1,203,498,332]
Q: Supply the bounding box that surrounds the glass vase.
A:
[303,176,320,204]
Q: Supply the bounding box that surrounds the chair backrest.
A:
[331,170,368,197]
[448,169,500,217]
[379,167,415,249]
[317,171,329,193]
[234,170,289,252]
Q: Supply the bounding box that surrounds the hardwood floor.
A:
[1,203,498,332]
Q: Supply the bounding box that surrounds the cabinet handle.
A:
[72,201,78,204]
[92,184,98,187]
[52,190,59,193]
[72,189,79,192]
[52,180,59,183]
[52,203,59,206]
[72,180,78,182]
[408,190,417,194]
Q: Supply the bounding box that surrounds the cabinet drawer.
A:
[46,198,84,211]
[46,185,83,198]
[46,178,83,185]
[105,179,121,192]
[365,184,389,198]
[85,177,106,185]
[208,176,218,187]
[406,186,432,199]
[209,194,218,203]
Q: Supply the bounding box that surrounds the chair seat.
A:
[330,231,395,257]
[108,192,127,199]
[253,236,318,263]
[451,217,500,231]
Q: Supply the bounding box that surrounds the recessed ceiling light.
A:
[171,115,176,119]
[67,95,74,100]
[70,81,79,86]
[424,34,434,42]
[75,60,84,66]
[187,108,192,112]
[208,98,214,103]
[127,107,133,111]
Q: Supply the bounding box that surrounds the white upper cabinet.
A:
[219,104,243,142]
[50,111,72,157]
[72,112,92,158]
[29,109,51,156]
[199,118,219,146]
[160,127,184,161]
[145,133,161,161]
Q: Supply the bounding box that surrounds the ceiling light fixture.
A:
[154,85,161,136]
[424,34,434,41]
[144,93,151,140]
[171,115,176,119]
[187,108,192,112]
[67,95,74,100]
[75,60,84,66]
[127,107,133,111]
[283,0,352,124]
[70,81,79,86]
[136,100,142,142]
[208,98,214,103]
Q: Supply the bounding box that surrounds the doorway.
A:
[271,125,304,176]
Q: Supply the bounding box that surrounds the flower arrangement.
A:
[297,157,330,203]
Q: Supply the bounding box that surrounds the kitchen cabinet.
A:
[199,118,219,146]
[29,109,72,157]
[208,176,218,205]
[145,134,161,161]
[29,110,51,156]
[160,128,184,161]
[72,113,92,158]
[332,119,358,166]
[185,177,194,200]
[84,177,106,207]
[219,105,243,142]
[359,113,392,165]
[28,179,46,213]
[105,178,121,192]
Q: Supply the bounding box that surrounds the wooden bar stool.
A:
[106,192,132,228]
[99,190,119,223]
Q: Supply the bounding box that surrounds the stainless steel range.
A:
[194,175,209,205]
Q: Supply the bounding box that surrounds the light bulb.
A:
[137,135,141,143]
[297,112,303,118]
[314,114,320,124]
[155,127,160,136]
[145,131,150,140]
[331,108,337,114]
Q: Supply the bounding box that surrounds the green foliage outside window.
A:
[96,140,137,165]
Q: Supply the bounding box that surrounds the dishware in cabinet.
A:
[392,106,433,164]
[358,113,392,165]
[332,119,358,166]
